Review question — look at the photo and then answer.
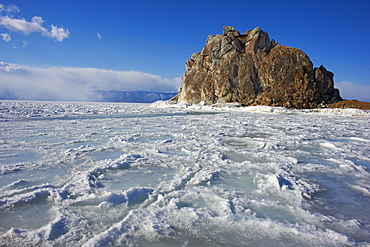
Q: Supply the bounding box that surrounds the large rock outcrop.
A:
[175,26,342,108]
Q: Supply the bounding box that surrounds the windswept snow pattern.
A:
[0,101,370,246]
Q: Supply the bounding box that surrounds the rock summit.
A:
[174,26,342,108]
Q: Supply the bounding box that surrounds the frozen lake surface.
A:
[0,101,370,246]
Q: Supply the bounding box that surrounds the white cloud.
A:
[1,33,10,41]
[45,25,70,42]
[0,5,69,42]
[97,33,102,39]
[0,62,181,101]
[21,40,27,48]
[336,81,370,102]
[0,4,20,14]
[0,16,46,35]
[8,39,29,48]
[0,62,25,72]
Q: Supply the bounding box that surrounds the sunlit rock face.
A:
[176,26,342,108]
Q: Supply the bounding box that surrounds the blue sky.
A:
[1,0,370,101]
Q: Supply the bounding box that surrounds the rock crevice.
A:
[175,26,342,108]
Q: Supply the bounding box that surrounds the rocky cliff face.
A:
[175,26,342,108]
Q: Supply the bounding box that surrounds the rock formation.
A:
[174,26,342,108]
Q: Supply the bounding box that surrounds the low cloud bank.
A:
[336,81,370,102]
[0,62,181,101]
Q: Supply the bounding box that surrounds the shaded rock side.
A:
[176,26,342,108]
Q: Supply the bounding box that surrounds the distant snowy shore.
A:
[151,100,370,116]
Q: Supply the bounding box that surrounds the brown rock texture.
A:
[327,100,370,110]
[175,26,342,108]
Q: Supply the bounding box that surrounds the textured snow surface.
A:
[1,101,370,246]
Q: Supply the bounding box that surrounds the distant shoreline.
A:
[327,100,370,110]
[2,99,370,111]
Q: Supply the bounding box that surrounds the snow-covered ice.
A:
[0,100,369,246]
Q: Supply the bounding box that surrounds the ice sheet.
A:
[0,101,369,246]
